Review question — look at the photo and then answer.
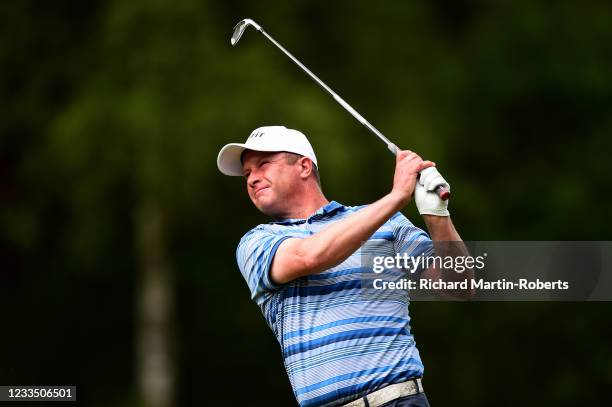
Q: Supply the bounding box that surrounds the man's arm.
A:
[420,211,475,299]
[270,150,433,285]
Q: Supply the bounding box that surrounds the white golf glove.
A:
[415,167,450,217]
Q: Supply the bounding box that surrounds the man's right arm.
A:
[270,150,435,285]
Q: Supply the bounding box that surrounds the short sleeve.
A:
[236,226,292,304]
[389,212,434,263]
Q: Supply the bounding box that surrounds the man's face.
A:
[242,150,300,217]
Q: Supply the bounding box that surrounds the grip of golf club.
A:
[389,143,450,201]
[434,185,451,201]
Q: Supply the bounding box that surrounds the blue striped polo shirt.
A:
[236,201,433,406]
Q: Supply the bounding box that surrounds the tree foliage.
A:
[1,1,611,405]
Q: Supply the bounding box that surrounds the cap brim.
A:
[217,143,249,176]
[217,143,290,176]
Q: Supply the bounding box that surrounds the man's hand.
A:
[391,150,435,205]
[415,167,450,217]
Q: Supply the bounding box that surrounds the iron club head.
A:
[231,18,262,46]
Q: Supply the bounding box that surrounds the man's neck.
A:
[275,193,330,221]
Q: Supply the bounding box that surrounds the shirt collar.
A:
[272,201,345,225]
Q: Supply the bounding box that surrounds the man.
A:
[217,125,470,407]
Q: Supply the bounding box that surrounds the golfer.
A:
[217,126,469,407]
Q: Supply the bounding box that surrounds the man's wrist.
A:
[387,190,411,209]
[423,214,462,241]
[423,214,451,228]
[419,207,450,217]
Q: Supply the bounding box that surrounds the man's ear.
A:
[298,157,313,180]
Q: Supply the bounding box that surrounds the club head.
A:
[231,18,262,46]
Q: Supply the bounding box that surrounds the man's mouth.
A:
[254,186,270,197]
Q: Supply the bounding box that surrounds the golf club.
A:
[231,18,451,200]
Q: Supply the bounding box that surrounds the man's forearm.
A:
[422,215,475,298]
[423,215,462,241]
[290,192,406,275]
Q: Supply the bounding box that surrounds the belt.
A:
[342,378,423,407]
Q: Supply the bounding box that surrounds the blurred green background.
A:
[1,0,611,406]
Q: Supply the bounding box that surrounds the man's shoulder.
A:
[344,204,412,224]
[239,223,271,243]
[344,203,367,211]
[238,222,296,245]
[342,203,400,216]
[328,204,416,235]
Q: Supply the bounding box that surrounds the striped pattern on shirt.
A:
[236,201,433,406]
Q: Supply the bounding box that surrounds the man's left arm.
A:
[416,167,475,299]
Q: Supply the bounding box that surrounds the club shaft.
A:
[259,29,398,154]
[252,24,450,200]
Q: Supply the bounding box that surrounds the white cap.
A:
[217,126,318,176]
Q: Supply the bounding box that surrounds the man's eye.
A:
[260,161,270,167]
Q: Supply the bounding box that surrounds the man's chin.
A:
[254,199,285,219]
[253,197,272,213]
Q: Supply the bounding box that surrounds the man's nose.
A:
[247,171,261,188]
